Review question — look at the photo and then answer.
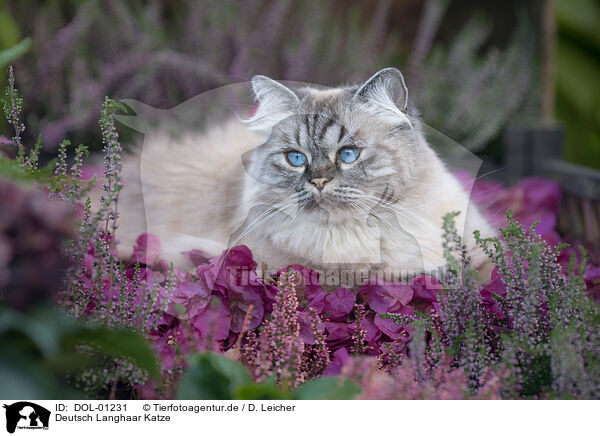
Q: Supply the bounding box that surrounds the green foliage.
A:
[556,0,600,169]
[0,156,54,184]
[177,352,361,400]
[0,38,31,70]
[177,352,253,400]
[417,13,536,152]
[0,304,160,399]
[0,10,29,86]
[293,376,362,400]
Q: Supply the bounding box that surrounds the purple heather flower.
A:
[278,264,326,311]
[351,314,382,349]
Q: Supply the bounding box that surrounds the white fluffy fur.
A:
[111,72,496,283]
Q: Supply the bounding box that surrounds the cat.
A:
[112,67,496,285]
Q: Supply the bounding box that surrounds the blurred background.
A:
[0,0,598,241]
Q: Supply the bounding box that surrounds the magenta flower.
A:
[481,268,507,297]
[183,248,211,266]
[410,275,443,303]
[131,233,161,265]
[358,278,413,314]
[323,347,351,376]
[148,313,190,370]
[351,315,382,348]
[196,245,258,295]
[585,264,600,302]
[585,265,600,284]
[298,310,325,345]
[219,245,257,272]
[322,287,356,320]
[324,321,352,342]
[169,281,210,318]
[192,295,232,340]
[374,305,414,340]
[227,284,264,333]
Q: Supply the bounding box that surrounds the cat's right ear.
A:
[244,76,299,133]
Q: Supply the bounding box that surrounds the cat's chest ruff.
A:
[267,218,383,264]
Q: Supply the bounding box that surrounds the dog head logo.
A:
[3,402,50,434]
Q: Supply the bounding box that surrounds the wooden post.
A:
[540,0,555,124]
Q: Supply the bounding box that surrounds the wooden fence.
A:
[504,126,600,261]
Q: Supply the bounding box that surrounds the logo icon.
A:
[3,402,50,434]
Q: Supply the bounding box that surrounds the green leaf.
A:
[0,157,54,184]
[234,377,290,400]
[65,327,161,380]
[176,352,252,400]
[0,38,31,69]
[293,377,361,400]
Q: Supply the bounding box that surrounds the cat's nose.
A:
[311,178,330,191]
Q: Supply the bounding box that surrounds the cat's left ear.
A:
[245,75,299,133]
[251,75,300,109]
[355,67,408,113]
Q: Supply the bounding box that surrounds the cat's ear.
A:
[244,76,299,133]
[251,75,300,109]
[355,67,408,113]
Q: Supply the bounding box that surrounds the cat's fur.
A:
[113,68,496,282]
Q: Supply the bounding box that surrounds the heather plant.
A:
[9,0,400,148]
[410,3,537,151]
[342,354,505,400]
[0,169,159,399]
[438,212,498,389]
[2,65,24,162]
[241,271,329,390]
[7,0,536,155]
[382,211,600,399]
[475,214,600,398]
[49,140,92,202]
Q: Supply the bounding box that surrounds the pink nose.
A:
[311,178,329,190]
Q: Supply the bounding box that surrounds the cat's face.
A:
[243,68,420,223]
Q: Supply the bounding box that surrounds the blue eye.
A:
[286,150,308,167]
[338,146,360,163]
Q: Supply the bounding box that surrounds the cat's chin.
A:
[300,200,360,225]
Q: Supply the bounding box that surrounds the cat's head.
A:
[242,68,428,223]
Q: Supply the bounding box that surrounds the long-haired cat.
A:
[113,68,496,283]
